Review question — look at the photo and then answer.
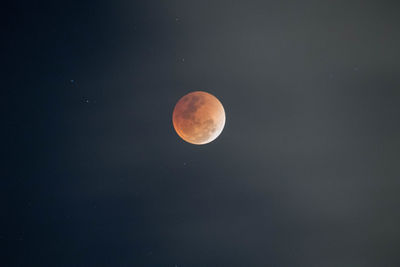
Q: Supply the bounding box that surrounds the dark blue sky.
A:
[4,0,400,266]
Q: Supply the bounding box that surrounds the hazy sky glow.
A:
[4,0,400,266]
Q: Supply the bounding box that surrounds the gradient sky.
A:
[4,0,400,266]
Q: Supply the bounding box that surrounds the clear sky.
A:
[4,0,400,266]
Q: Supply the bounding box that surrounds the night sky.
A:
[4,0,400,266]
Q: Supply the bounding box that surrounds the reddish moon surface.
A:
[172,91,226,145]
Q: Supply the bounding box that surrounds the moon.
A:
[172,91,226,145]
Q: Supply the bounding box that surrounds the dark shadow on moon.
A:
[181,94,205,120]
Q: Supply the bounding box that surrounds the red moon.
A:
[172,91,226,145]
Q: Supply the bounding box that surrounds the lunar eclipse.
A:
[172,91,225,145]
